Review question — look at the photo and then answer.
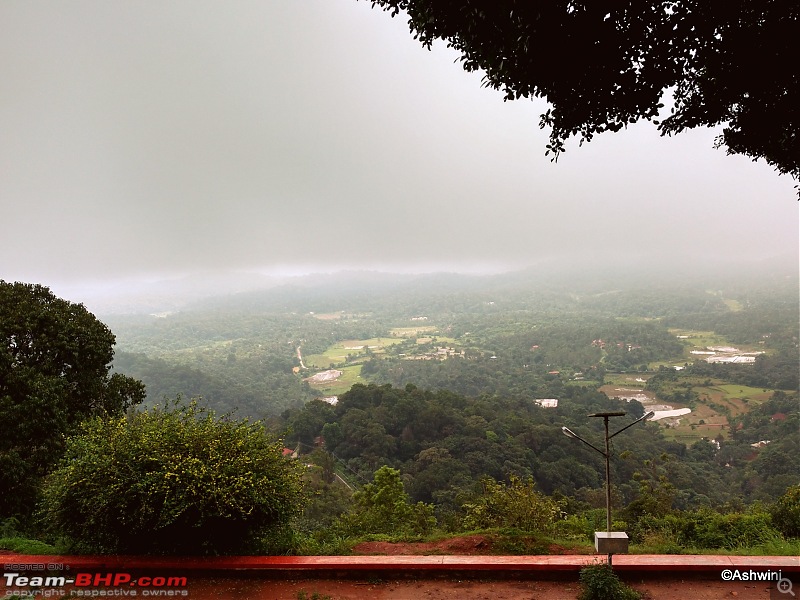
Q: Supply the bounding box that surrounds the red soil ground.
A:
[351,535,593,556]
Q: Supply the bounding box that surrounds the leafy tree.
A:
[624,456,677,526]
[39,400,305,554]
[369,0,799,183]
[335,466,435,536]
[0,281,145,518]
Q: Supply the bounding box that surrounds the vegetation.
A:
[771,485,800,539]
[0,536,58,555]
[579,563,641,600]
[368,0,799,184]
[0,281,145,519]
[3,271,798,559]
[39,400,304,554]
[333,466,435,538]
[462,475,562,533]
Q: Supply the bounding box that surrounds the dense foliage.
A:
[84,270,796,555]
[4,271,797,557]
[462,475,562,533]
[334,466,435,537]
[287,380,799,529]
[289,383,711,509]
[369,0,800,183]
[40,401,304,554]
[771,485,800,539]
[0,281,144,518]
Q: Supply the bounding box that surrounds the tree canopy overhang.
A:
[368,0,799,185]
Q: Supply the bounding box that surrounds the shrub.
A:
[579,563,641,600]
[771,485,800,539]
[462,475,563,533]
[553,514,592,541]
[631,509,780,550]
[39,400,305,554]
[689,512,777,549]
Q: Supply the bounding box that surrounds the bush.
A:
[462,475,563,533]
[579,563,641,600]
[39,400,305,554]
[630,509,780,551]
[688,511,777,549]
[553,514,593,541]
[771,485,800,539]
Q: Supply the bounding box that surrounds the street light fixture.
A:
[561,410,655,563]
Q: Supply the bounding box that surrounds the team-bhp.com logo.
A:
[4,572,188,597]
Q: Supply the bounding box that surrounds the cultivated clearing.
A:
[306,364,364,396]
[600,377,780,446]
[304,338,403,369]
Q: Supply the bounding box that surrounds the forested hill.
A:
[106,268,797,418]
[102,268,798,521]
[285,382,798,510]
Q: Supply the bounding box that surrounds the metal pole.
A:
[604,416,612,566]
[604,416,611,532]
[564,411,649,569]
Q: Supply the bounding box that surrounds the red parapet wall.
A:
[1,553,798,574]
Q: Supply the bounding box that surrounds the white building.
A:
[535,398,559,408]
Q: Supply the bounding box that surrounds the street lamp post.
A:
[561,410,655,564]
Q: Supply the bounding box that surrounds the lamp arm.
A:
[610,412,652,439]
[571,435,607,457]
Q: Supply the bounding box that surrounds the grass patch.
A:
[389,326,438,337]
[0,537,59,554]
[303,353,335,369]
[668,327,768,360]
[722,298,744,312]
[603,373,651,387]
[669,328,732,350]
[714,384,775,401]
[305,338,404,369]
[567,380,600,387]
[308,365,363,396]
[415,336,457,345]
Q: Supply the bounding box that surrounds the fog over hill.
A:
[64,253,798,317]
[2,1,797,312]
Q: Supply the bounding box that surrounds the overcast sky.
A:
[1,1,797,304]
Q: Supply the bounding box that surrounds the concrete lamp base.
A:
[594,532,629,555]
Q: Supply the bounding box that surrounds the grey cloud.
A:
[0,1,796,292]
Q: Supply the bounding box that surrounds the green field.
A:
[667,328,766,360]
[603,373,651,387]
[415,335,458,345]
[307,365,363,396]
[389,326,438,337]
[598,370,779,446]
[304,337,404,368]
[305,334,464,369]
[714,384,774,400]
[722,298,744,312]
